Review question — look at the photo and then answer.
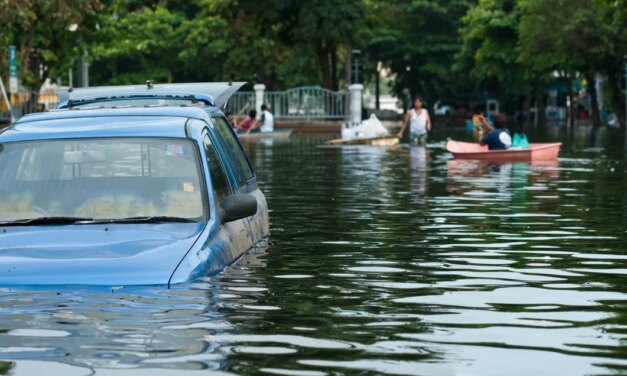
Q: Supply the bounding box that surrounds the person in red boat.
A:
[477,114,511,150]
[237,109,257,133]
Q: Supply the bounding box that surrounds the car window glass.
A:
[211,116,255,186]
[0,138,205,221]
[203,134,231,200]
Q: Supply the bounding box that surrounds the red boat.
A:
[446,140,561,161]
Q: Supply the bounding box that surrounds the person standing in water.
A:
[397,97,432,145]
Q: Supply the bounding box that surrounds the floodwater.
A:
[1,124,627,375]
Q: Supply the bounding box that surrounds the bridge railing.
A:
[223,92,255,117]
[6,85,352,123]
[265,86,349,120]
[224,86,349,120]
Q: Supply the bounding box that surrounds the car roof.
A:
[0,106,214,142]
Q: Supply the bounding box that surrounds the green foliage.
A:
[89,5,186,84]
[517,0,615,76]
[270,0,367,89]
[0,0,101,87]
[2,0,625,121]
[457,0,524,89]
[85,0,364,89]
[365,0,474,103]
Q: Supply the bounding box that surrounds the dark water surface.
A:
[1,124,627,375]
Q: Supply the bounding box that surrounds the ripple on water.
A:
[1,136,627,374]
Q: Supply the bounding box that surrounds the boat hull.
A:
[326,136,399,146]
[238,129,293,139]
[447,140,561,161]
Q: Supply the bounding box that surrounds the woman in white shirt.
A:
[397,97,432,145]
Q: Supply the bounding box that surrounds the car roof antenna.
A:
[146,80,154,89]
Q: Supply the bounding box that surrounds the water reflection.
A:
[1,131,627,375]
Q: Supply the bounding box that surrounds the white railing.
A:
[224,86,350,120]
[223,92,255,116]
[265,86,349,120]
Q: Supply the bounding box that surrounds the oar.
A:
[235,101,250,120]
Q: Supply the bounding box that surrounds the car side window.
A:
[211,116,255,186]
[202,133,232,201]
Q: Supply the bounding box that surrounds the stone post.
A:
[349,83,363,124]
[254,83,266,119]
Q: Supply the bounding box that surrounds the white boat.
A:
[238,129,293,139]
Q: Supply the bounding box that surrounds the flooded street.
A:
[1,124,627,375]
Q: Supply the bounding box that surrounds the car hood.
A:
[0,223,205,286]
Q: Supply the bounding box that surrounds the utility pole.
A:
[375,61,381,111]
[624,55,627,129]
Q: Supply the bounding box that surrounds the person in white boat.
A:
[397,97,432,145]
[249,104,274,133]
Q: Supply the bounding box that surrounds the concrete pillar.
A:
[254,84,265,119]
[349,83,363,123]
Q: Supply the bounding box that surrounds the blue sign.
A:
[8,45,18,93]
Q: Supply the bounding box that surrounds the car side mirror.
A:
[220,194,258,223]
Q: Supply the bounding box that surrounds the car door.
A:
[206,117,268,243]
[201,129,256,265]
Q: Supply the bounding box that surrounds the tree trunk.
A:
[607,71,626,131]
[345,45,352,88]
[425,79,436,116]
[317,44,332,90]
[539,96,547,125]
[586,74,602,128]
[330,42,338,91]
[375,66,380,110]
[534,98,539,127]
[567,84,575,128]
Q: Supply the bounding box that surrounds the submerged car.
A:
[0,86,269,286]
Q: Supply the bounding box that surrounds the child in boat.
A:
[477,114,511,150]
[397,97,431,144]
[472,111,485,141]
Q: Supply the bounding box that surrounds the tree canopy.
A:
[1,0,626,124]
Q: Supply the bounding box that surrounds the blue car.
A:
[0,84,269,286]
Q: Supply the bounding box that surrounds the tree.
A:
[0,0,101,87]
[517,0,622,127]
[269,0,366,90]
[88,4,187,85]
[457,0,549,123]
[457,0,525,90]
[366,0,474,109]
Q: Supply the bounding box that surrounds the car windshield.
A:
[0,137,205,223]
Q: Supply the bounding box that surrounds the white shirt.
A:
[410,109,428,135]
[260,110,274,132]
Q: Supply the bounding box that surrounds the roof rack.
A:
[61,93,205,110]
[58,82,245,109]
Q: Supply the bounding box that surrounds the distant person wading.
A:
[397,97,432,145]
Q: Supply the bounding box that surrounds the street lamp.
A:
[352,49,361,84]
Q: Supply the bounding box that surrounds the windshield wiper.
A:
[0,217,94,226]
[95,216,196,224]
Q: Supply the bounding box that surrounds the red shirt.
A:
[239,116,255,132]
